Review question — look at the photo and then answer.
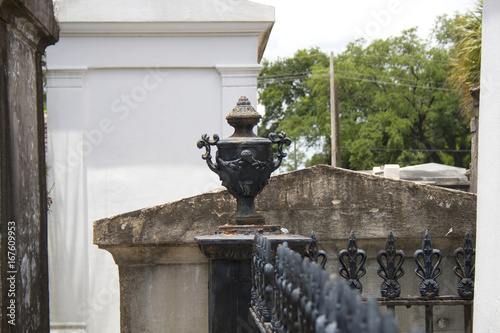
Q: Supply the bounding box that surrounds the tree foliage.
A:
[258,48,329,142]
[258,26,471,171]
[446,0,482,118]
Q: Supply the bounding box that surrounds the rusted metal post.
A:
[425,305,433,333]
[464,304,473,333]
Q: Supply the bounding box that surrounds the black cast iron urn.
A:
[197,96,291,225]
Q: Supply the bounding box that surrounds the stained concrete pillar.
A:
[0,0,58,330]
[473,0,500,330]
[196,233,311,333]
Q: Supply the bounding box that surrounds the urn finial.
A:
[226,96,262,128]
[197,97,291,226]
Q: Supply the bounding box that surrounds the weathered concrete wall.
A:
[95,165,475,246]
[263,166,475,332]
[0,0,58,331]
[95,165,476,332]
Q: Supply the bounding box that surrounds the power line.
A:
[258,73,455,91]
[334,69,451,87]
[335,75,455,91]
[258,71,312,79]
[341,146,470,152]
[260,67,428,85]
[263,50,452,64]
[258,67,452,89]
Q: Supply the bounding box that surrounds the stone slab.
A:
[95,165,476,247]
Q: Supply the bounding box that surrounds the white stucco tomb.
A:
[45,1,274,331]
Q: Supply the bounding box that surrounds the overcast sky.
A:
[252,0,476,61]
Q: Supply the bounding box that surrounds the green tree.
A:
[258,27,471,170]
[258,48,329,143]
[446,1,482,118]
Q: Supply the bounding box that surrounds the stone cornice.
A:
[0,0,59,50]
[59,21,273,62]
[45,67,87,88]
[216,64,262,87]
[59,21,273,37]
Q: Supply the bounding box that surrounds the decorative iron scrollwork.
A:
[268,132,292,172]
[218,149,273,172]
[414,231,442,297]
[377,231,405,299]
[196,134,220,173]
[338,231,367,293]
[304,232,328,269]
[453,231,475,297]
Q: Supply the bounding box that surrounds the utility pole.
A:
[330,51,341,167]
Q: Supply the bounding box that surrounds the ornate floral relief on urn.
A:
[197,96,291,226]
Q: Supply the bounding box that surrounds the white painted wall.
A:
[474,1,500,331]
[46,1,274,331]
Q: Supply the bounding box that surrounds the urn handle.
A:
[197,134,220,174]
[269,132,292,172]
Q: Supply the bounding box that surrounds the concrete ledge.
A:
[102,245,207,266]
[94,165,476,247]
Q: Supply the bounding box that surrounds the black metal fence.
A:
[251,234,399,333]
[251,231,475,333]
[337,230,474,333]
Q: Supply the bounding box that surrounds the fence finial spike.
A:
[453,232,475,297]
[377,231,405,298]
[414,231,442,297]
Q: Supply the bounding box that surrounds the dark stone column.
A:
[0,0,58,331]
[196,233,311,333]
[469,87,480,194]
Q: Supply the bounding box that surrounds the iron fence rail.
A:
[251,235,398,333]
[251,231,475,333]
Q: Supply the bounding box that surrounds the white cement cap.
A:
[54,0,274,23]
